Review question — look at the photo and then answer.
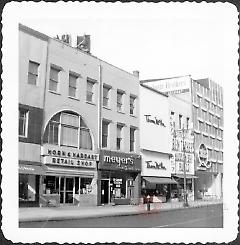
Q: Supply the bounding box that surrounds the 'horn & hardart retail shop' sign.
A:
[41,145,99,169]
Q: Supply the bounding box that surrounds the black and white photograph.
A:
[1,1,238,244]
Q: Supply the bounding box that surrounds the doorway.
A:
[101,179,109,204]
[60,177,74,204]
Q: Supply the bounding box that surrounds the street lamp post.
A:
[182,128,189,207]
[173,126,189,207]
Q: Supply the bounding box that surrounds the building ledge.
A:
[192,102,199,108]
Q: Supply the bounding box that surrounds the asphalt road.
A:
[19,203,223,228]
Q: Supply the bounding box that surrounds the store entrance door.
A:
[101,180,109,204]
[60,177,74,204]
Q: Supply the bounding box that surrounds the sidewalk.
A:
[19,198,223,223]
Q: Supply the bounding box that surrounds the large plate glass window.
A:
[43,111,92,150]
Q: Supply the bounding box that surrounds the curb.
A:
[19,202,223,223]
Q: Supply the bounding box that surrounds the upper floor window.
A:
[130,95,136,115]
[49,66,60,92]
[80,118,92,149]
[178,114,183,129]
[86,78,96,103]
[117,90,124,112]
[186,117,190,129]
[69,73,78,98]
[19,109,28,137]
[28,61,39,85]
[116,124,123,150]
[130,127,136,152]
[43,111,92,150]
[103,85,111,108]
[102,120,109,148]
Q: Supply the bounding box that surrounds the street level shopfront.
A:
[19,162,45,207]
[98,150,141,205]
[40,145,99,206]
[141,150,177,203]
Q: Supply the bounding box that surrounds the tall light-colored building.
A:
[141,75,223,200]
[139,84,175,203]
[19,24,141,207]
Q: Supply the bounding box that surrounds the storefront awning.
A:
[19,164,45,175]
[44,165,94,178]
[143,177,178,185]
[173,174,198,179]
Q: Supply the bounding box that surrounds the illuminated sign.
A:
[198,143,211,170]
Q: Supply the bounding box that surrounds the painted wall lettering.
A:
[144,114,166,127]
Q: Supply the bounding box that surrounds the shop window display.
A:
[19,174,38,202]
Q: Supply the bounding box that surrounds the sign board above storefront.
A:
[141,151,171,178]
[41,145,98,169]
[99,150,141,172]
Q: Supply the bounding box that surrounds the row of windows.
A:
[170,111,190,130]
[27,61,137,116]
[195,108,223,126]
[197,121,223,138]
[102,120,136,152]
[207,149,223,161]
[193,81,223,106]
[194,94,223,113]
[19,109,137,152]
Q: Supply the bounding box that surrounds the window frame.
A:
[117,90,124,112]
[103,85,111,108]
[19,109,29,138]
[130,95,136,115]
[28,60,39,85]
[68,73,78,98]
[102,120,110,148]
[130,127,136,152]
[116,124,124,150]
[86,78,96,103]
[49,66,61,93]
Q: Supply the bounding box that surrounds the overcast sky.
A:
[16,2,238,86]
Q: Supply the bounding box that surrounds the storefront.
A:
[19,162,45,207]
[40,145,99,206]
[98,150,141,205]
[141,150,177,203]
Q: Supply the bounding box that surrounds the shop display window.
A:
[43,176,59,194]
[80,178,93,194]
[19,174,37,202]
[110,178,126,199]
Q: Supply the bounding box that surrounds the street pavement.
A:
[19,198,222,224]
[19,204,223,228]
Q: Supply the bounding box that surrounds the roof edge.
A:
[140,83,168,97]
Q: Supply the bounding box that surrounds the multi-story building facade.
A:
[19,24,141,207]
[139,84,176,203]
[191,78,223,199]
[168,94,195,201]
[141,75,223,200]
